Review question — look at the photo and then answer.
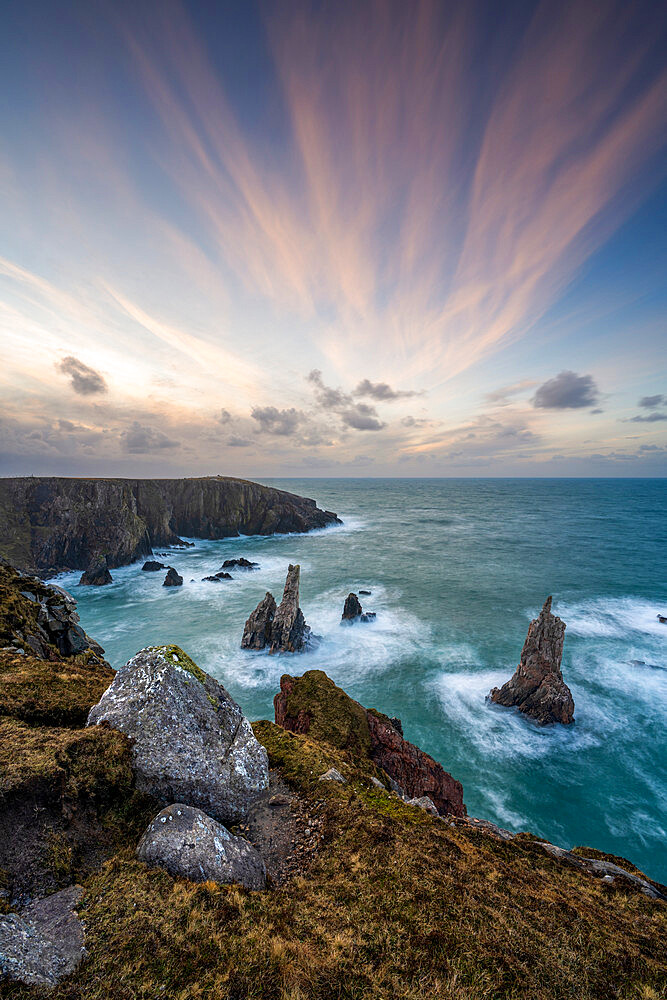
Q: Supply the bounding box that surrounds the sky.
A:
[1,0,666,478]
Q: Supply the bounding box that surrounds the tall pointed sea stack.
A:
[240,565,312,653]
[489,597,575,725]
[269,564,311,653]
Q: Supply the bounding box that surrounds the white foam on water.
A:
[557,595,667,640]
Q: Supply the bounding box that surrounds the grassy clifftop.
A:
[0,573,665,998]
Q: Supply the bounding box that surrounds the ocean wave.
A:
[556,595,667,639]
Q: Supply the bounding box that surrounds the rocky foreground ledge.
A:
[0,476,341,576]
[0,565,665,998]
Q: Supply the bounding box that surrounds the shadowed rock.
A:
[202,571,232,582]
[141,560,165,572]
[489,597,574,725]
[269,565,311,652]
[87,645,268,824]
[341,592,376,623]
[274,670,465,817]
[0,886,86,986]
[221,558,259,570]
[78,555,112,587]
[163,567,183,587]
[137,804,265,890]
[241,592,277,649]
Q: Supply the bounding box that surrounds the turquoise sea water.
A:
[55,479,667,882]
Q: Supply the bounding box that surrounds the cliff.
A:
[0,477,341,575]
[0,565,665,998]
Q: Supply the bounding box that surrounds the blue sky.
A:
[1,0,665,476]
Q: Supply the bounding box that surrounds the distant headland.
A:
[0,476,341,577]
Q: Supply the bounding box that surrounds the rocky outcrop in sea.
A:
[241,565,312,653]
[341,592,376,622]
[162,568,183,587]
[489,596,575,725]
[0,476,341,576]
[78,555,112,587]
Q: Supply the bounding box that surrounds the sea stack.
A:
[163,568,183,587]
[341,592,376,623]
[241,565,311,653]
[489,596,575,725]
[269,565,311,653]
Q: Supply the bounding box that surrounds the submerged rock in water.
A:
[137,804,265,890]
[221,558,259,570]
[489,596,574,725]
[269,565,311,653]
[202,571,232,582]
[341,592,376,623]
[241,592,277,649]
[141,560,165,572]
[274,670,465,817]
[163,567,183,587]
[0,886,86,987]
[78,555,112,587]
[87,645,269,824]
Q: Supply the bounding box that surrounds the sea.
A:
[54,478,667,883]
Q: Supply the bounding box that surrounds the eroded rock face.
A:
[163,568,183,587]
[489,597,575,725]
[0,886,86,987]
[366,710,465,817]
[0,562,105,662]
[87,646,268,824]
[269,565,311,653]
[0,476,341,575]
[241,593,277,649]
[78,555,112,587]
[274,670,465,817]
[137,804,265,890]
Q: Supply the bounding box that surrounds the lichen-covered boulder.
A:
[137,804,266,890]
[87,646,268,824]
[0,886,86,987]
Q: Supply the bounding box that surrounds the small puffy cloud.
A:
[251,406,305,436]
[629,412,667,422]
[639,394,665,409]
[57,356,107,396]
[340,403,385,431]
[307,369,350,409]
[532,370,599,409]
[217,408,232,424]
[227,435,252,447]
[353,379,420,401]
[401,415,428,427]
[120,421,179,453]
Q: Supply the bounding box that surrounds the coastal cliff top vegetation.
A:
[0,570,665,999]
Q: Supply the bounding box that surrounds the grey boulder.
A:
[137,804,266,890]
[87,645,268,825]
[0,886,86,987]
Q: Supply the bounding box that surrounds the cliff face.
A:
[0,477,341,575]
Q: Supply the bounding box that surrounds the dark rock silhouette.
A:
[658,615,667,624]
[142,560,165,572]
[274,670,465,817]
[241,593,277,649]
[341,592,376,623]
[78,555,112,587]
[221,558,259,570]
[202,571,232,582]
[163,568,183,587]
[489,597,574,725]
[359,589,371,596]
